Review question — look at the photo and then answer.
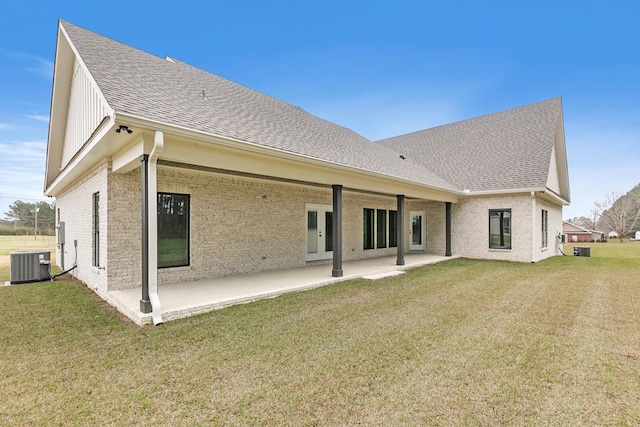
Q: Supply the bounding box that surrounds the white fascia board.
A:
[45,22,116,193]
[59,24,114,119]
[461,187,569,206]
[44,117,117,196]
[113,112,463,199]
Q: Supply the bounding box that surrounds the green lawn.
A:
[1,242,639,425]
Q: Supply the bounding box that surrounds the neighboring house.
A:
[44,21,571,323]
[562,222,604,242]
[609,231,619,239]
[635,231,640,240]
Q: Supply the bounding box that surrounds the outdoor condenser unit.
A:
[573,246,591,257]
[10,251,51,284]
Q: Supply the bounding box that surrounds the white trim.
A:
[305,204,333,261]
[461,188,569,206]
[44,118,116,196]
[114,112,460,198]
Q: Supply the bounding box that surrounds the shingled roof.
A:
[377,98,563,192]
[59,21,457,192]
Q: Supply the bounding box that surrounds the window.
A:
[489,209,511,249]
[92,192,99,266]
[541,209,548,248]
[363,208,374,250]
[389,210,398,248]
[376,209,387,248]
[158,193,190,268]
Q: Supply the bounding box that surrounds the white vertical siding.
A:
[61,58,109,167]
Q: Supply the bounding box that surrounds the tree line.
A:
[1,200,56,235]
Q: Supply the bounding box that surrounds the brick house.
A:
[562,222,604,242]
[44,21,570,323]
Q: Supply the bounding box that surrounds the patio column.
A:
[140,154,151,313]
[332,185,343,277]
[397,195,405,265]
[445,201,452,256]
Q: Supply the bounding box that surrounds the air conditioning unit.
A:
[573,246,591,257]
[10,251,51,284]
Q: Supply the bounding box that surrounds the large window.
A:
[389,210,398,248]
[376,209,387,248]
[489,209,511,249]
[92,192,99,266]
[541,209,548,248]
[158,193,190,268]
[363,208,375,250]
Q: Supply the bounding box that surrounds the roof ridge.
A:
[376,97,561,143]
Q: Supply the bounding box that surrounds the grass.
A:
[1,242,639,425]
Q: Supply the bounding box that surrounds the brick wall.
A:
[57,163,564,292]
[55,162,109,293]
[451,194,563,263]
[105,167,449,290]
[536,198,563,261]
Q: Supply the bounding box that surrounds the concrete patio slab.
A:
[107,253,461,325]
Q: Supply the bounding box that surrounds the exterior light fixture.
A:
[115,125,133,134]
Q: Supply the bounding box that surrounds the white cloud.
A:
[26,114,50,123]
[25,56,54,79]
[0,140,46,160]
[0,140,47,215]
[0,50,53,79]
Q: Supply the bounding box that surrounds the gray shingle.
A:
[377,98,562,192]
[60,21,458,192]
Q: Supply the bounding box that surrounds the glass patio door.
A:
[409,211,426,250]
[306,204,333,261]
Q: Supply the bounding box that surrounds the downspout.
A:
[531,191,537,263]
[148,131,164,325]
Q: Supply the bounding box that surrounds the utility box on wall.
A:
[10,251,51,284]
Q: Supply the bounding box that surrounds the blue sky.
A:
[1,0,638,220]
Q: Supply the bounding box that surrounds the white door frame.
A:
[306,204,333,261]
[409,211,426,251]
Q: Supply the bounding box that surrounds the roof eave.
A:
[461,187,569,205]
[114,111,462,198]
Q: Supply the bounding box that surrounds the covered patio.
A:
[108,253,460,325]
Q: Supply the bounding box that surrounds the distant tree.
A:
[36,201,56,231]
[589,204,603,230]
[4,200,33,226]
[3,200,55,232]
[598,192,640,239]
